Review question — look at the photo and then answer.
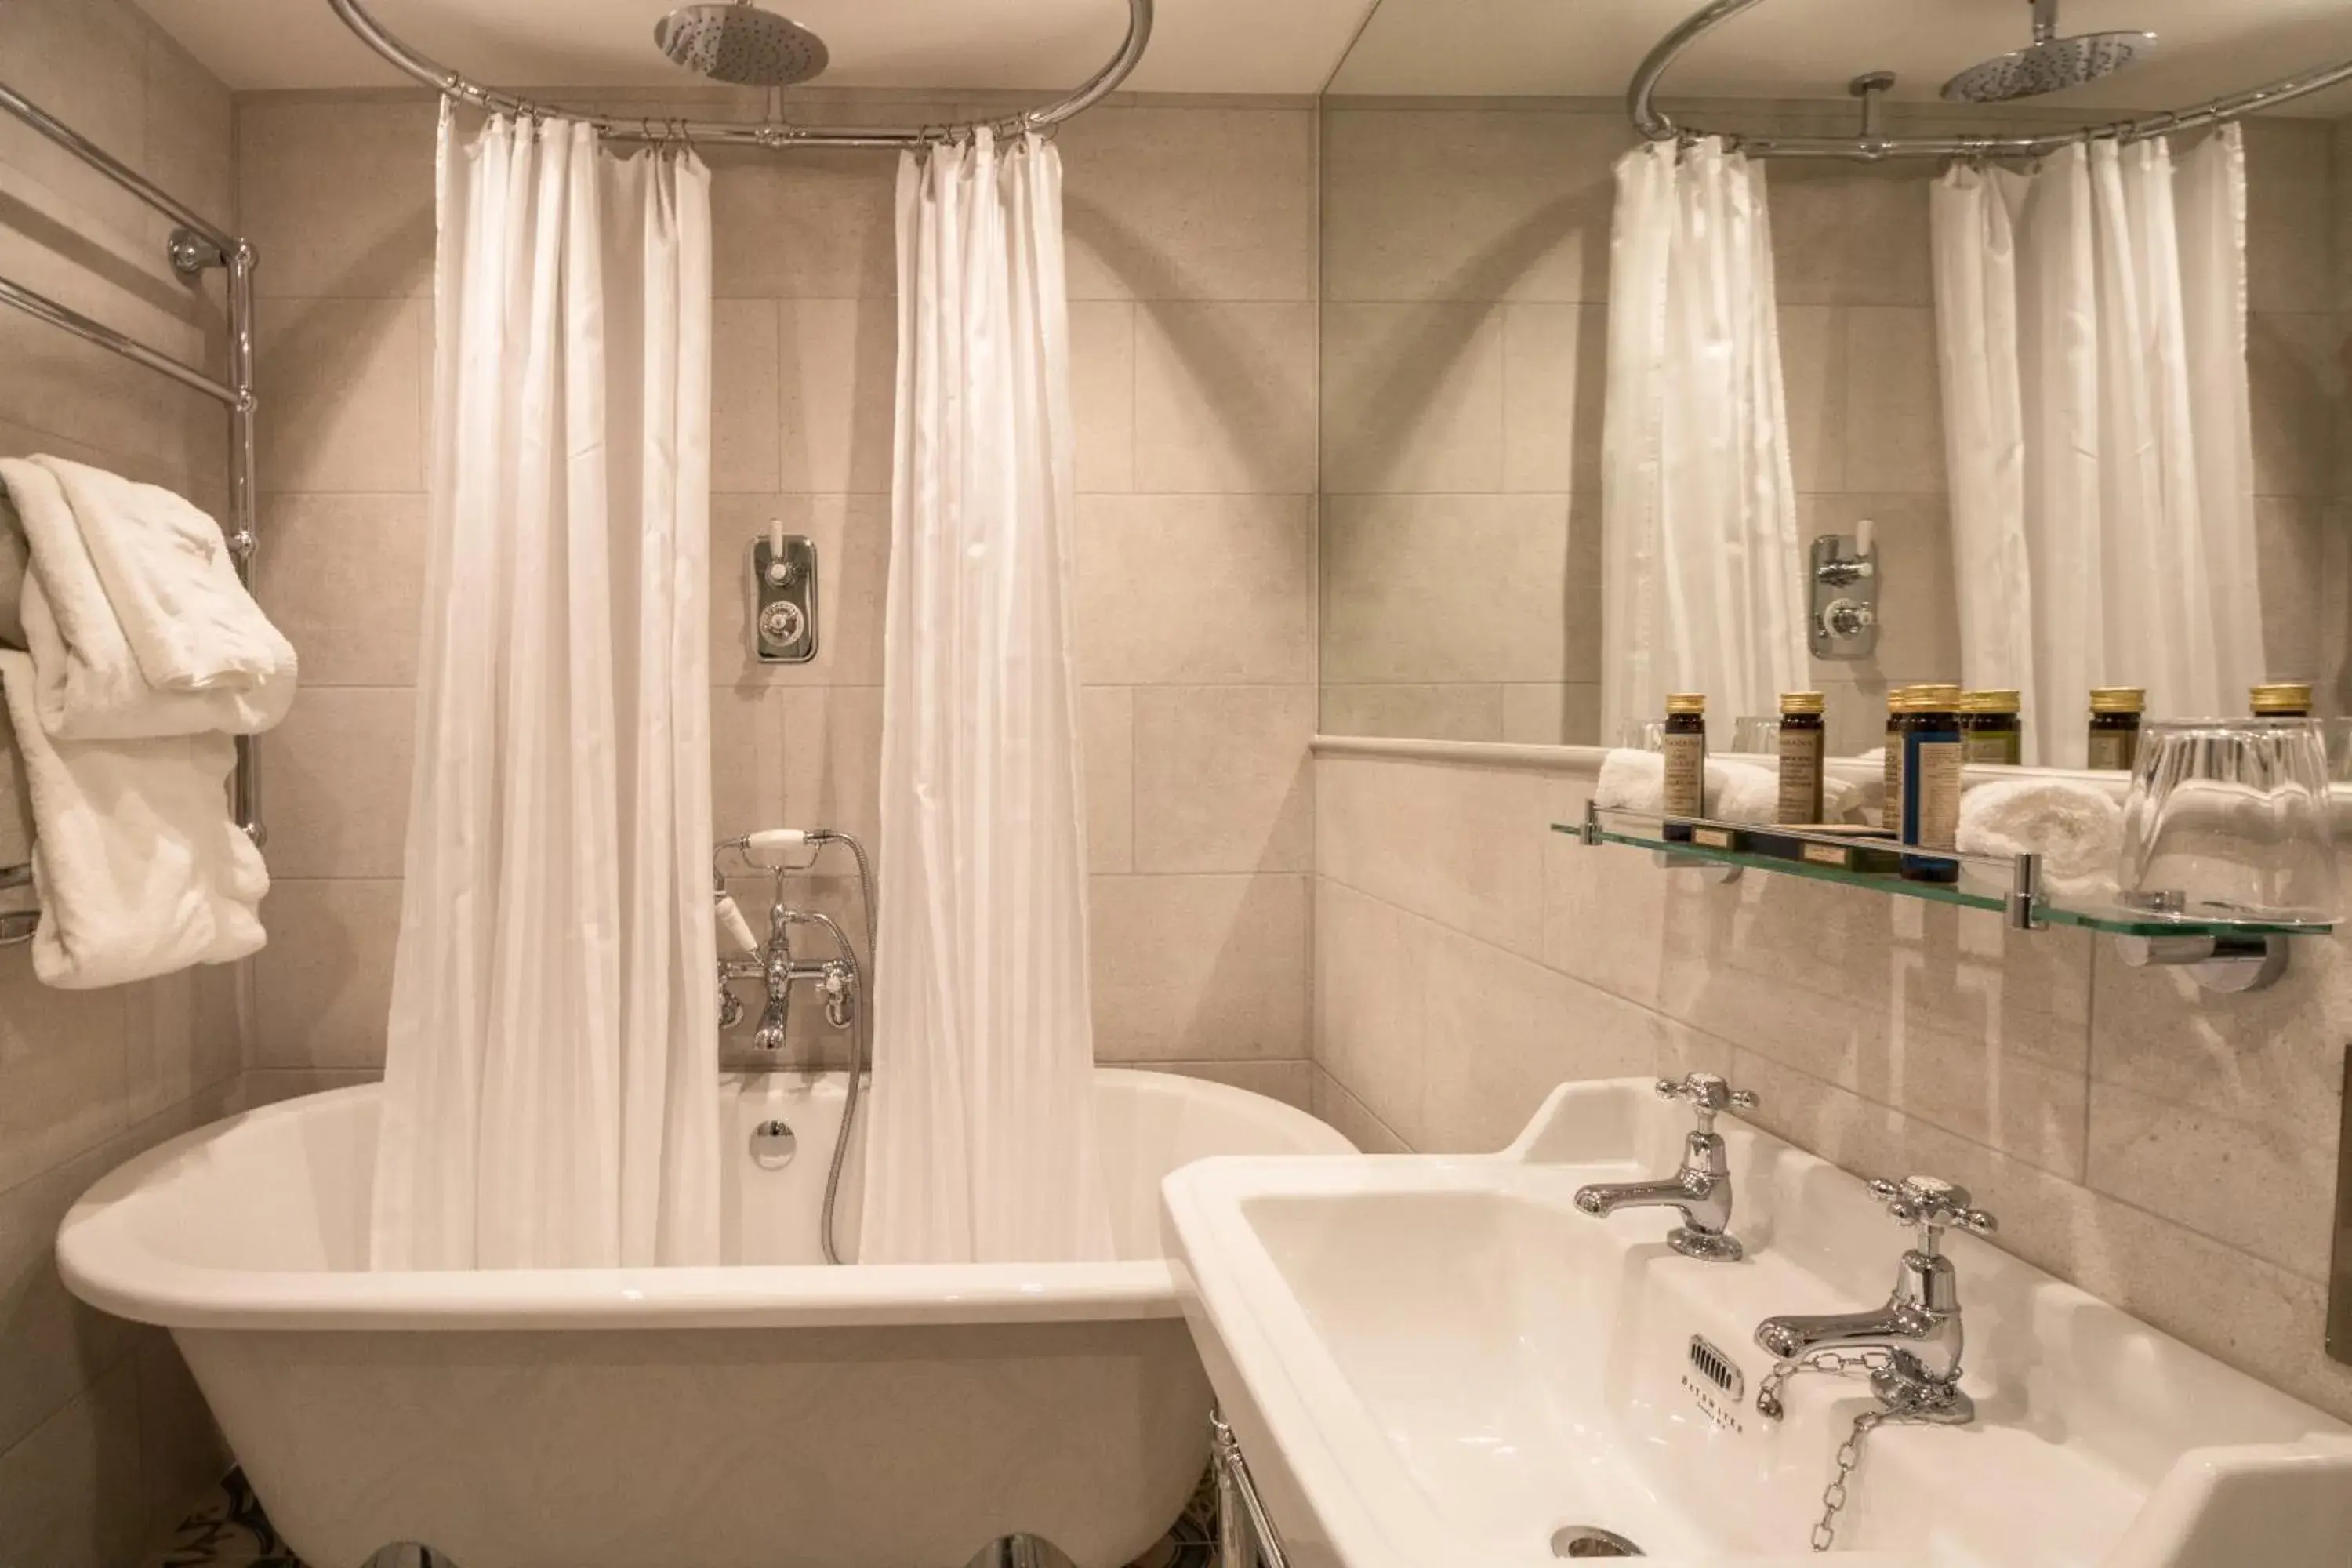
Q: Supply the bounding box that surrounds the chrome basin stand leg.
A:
[1212,1410,1252,1568]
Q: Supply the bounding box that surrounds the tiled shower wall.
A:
[235,87,1319,1106]
[1313,743,2352,1422]
[1318,99,2348,747]
[0,2,241,1558]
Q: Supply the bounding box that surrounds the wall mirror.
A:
[1316,0,2352,764]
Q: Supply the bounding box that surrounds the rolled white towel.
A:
[1595,747,1863,824]
[1958,777,2123,898]
[1709,760,1780,824]
[1595,747,1668,810]
[0,488,24,649]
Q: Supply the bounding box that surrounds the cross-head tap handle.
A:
[1867,1175,1998,1253]
[1653,1072,1757,1133]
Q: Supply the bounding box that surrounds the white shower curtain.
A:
[1601,138,1809,743]
[1932,129,2264,765]
[370,107,720,1270]
[858,129,1112,1265]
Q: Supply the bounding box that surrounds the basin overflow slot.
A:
[1550,1526,1644,1559]
[1687,1334,1744,1403]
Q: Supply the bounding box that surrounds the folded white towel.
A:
[0,488,24,649]
[1958,777,2123,898]
[1,456,295,740]
[0,649,267,989]
[1709,759,1782,824]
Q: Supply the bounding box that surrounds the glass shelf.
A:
[1555,805,2336,941]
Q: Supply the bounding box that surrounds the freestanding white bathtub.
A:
[59,1067,1352,1568]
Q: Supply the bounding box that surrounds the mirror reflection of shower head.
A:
[1940,0,2155,103]
[654,0,830,88]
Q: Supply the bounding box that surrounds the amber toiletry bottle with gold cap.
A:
[1959,690,2021,766]
[2087,688,2144,771]
[1776,691,1825,824]
[1662,694,1706,842]
[2252,682,2313,719]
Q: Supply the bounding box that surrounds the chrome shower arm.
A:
[1628,0,2352,162]
[325,0,1151,149]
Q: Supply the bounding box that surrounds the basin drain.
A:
[1551,1526,1644,1559]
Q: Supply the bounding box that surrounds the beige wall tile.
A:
[0,1145,136,1458]
[236,96,437,299]
[1501,302,1607,495]
[1312,1065,1409,1154]
[1071,301,1136,495]
[1090,873,1310,1061]
[1320,683,1505,742]
[122,967,240,1127]
[779,298,895,495]
[265,688,416,880]
[711,299,782,493]
[707,148,898,299]
[1133,685,1315,873]
[256,296,426,494]
[709,684,787,842]
[253,879,402,1069]
[1541,779,1669,1010]
[1321,493,1592,685]
[1316,878,1428,1144]
[1842,306,1946,495]
[0,964,127,1195]
[1500,682,1601,745]
[1076,494,1313,685]
[2249,312,2343,499]
[0,1362,143,1568]
[778,684,884,848]
[1769,162,1933,307]
[140,32,234,234]
[1134,302,1317,494]
[1322,303,1503,493]
[1316,755,1556,962]
[1320,107,1621,304]
[2244,120,2336,318]
[2087,1080,2338,1280]
[1780,304,1846,494]
[254,493,429,687]
[1083,685,1135,874]
[2253,496,2340,693]
[0,0,150,238]
[1062,105,1316,303]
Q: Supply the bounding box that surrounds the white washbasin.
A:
[1162,1079,2352,1568]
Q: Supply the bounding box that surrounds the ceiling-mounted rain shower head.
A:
[655,0,829,88]
[1940,0,2154,104]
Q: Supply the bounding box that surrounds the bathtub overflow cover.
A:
[752,1118,798,1169]
[1552,1526,1643,1559]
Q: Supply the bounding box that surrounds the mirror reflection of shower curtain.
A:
[1600,139,1809,746]
[1932,129,2264,767]
[370,106,721,1269]
[858,129,1113,1265]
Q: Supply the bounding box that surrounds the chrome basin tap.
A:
[1754,1174,1998,1425]
[1573,1073,1757,1261]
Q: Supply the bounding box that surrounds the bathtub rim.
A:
[60,1069,1346,1334]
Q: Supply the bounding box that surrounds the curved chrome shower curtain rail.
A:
[327,0,1152,148]
[1632,0,2352,161]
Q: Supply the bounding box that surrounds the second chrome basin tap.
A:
[1573,1073,1758,1261]
[1753,1174,1998,1425]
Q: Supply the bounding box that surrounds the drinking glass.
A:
[2120,718,2339,922]
[1618,719,1666,752]
[1730,715,1780,755]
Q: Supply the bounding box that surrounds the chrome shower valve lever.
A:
[1574,1073,1759,1262]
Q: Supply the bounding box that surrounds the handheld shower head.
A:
[655,0,829,88]
[1941,0,2154,104]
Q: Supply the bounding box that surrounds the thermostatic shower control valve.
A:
[1809,526,1882,660]
[752,526,818,663]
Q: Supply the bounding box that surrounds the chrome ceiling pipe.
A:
[323,0,1152,148]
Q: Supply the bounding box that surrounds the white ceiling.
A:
[132,0,1382,96]
[1330,0,2352,114]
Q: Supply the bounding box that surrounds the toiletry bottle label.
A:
[1777,728,1824,824]
[1663,732,1706,819]
[1881,740,1903,831]
[1907,739,1962,850]
[2086,731,2135,771]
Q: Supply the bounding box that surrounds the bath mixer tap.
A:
[1573,1073,1757,1261]
[1752,1174,1998,1425]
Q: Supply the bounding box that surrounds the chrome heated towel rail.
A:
[0,79,262,948]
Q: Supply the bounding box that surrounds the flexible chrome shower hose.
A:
[808,829,877,1266]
